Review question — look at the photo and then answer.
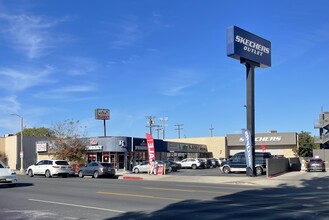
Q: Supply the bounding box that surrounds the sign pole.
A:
[245,61,257,176]
[227,26,271,177]
[103,119,106,137]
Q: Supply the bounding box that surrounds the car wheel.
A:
[45,170,52,178]
[191,164,197,169]
[222,166,230,174]
[78,171,84,178]
[255,167,263,176]
[28,169,34,177]
[322,169,326,172]
[134,168,140,174]
[62,174,68,178]
[93,171,99,178]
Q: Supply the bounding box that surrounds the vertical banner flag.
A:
[146,133,156,165]
[242,129,253,173]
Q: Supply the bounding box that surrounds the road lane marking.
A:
[144,187,230,195]
[97,191,181,201]
[28,199,126,213]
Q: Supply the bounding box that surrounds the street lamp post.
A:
[11,114,24,173]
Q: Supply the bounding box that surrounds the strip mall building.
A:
[0,131,297,171]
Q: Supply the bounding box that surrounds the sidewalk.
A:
[116,170,308,187]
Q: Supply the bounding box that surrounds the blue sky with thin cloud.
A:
[0,0,328,138]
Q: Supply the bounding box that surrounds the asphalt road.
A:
[0,170,328,220]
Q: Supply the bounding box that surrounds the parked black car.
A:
[164,160,182,172]
[306,158,326,172]
[78,162,116,178]
[209,158,220,168]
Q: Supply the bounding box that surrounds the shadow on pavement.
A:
[0,183,34,189]
[108,176,329,220]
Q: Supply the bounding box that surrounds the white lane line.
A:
[28,199,126,213]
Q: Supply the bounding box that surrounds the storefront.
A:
[166,141,210,161]
[129,137,167,170]
[86,136,129,170]
[35,136,211,171]
[226,132,297,158]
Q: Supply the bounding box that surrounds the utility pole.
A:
[175,124,184,139]
[145,116,155,135]
[209,124,214,137]
[159,116,168,139]
[154,125,162,139]
[11,114,24,172]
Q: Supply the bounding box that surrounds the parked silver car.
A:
[78,162,116,178]
[306,158,326,172]
[132,161,171,174]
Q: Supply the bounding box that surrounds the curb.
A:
[121,176,144,180]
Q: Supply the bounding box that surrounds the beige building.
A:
[168,137,227,158]
[168,132,297,159]
[0,135,49,171]
[1,131,297,171]
[0,135,19,169]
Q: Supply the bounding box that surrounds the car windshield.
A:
[55,161,69,165]
[310,159,322,163]
[100,163,113,168]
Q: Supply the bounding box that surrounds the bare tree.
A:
[49,119,88,163]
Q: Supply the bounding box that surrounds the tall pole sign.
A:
[95,109,110,136]
[227,26,271,176]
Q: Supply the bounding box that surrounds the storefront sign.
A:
[95,109,110,120]
[239,136,282,142]
[90,139,98,145]
[86,145,103,150]
[36,142,48,152]
[135,145,147,151]
[227,26,271,68]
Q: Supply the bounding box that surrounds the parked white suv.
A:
[177,158,201,169]
[27,160,72,178]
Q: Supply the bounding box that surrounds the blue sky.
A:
[0,0,328,139]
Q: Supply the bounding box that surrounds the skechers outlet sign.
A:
[227,26,271,68]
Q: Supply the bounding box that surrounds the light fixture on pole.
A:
[11,114,24,173]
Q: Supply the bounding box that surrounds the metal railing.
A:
[314,133,329,144]
[314,117,329,128]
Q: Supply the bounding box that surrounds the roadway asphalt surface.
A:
[0,168,328,219]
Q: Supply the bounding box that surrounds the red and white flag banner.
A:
[146,133,156,165]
